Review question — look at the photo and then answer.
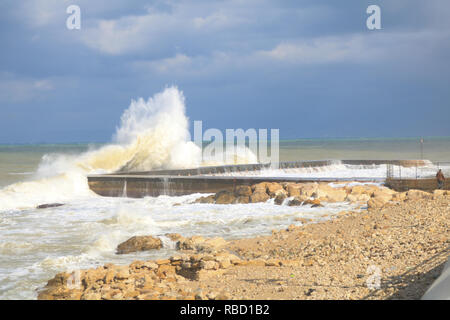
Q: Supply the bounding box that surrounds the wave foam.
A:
[0,87,256,211]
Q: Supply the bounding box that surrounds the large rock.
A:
[177,235,206,250]
[289,197,321,207]
[37,203,64,209]
[367,197,389,210]
[288,196,306,206]
[371,191,393,203]
[266,183,284,197]
[235,196,250,204]
[299,183,319,198]
[432,190,448,199]
[303,199,322,207]
[250,191,270,203]
[285,183,301,197]
[407,189,432,201]
[215,190,236,204]
[314,184,347,202]
[373,187,396,198]
[251,182,268,193]
[177,236,227,252]
[349,185,378,196]
[274,193,287,205]
[116,236,162,254]
[392,192,407,202]
[346,193,371,203]
[235,185,252,197]
[195,195,215,204]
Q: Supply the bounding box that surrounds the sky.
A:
[0,0,449,143]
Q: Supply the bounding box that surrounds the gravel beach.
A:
[38,183,450,300]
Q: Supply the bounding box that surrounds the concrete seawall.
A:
[385,178,449,192]
[88,174,384,198]
[87,160,428,198]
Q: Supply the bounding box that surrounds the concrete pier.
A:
[87,160,429,198]
[88,174,383,198]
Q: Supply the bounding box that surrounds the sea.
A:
[1,87,449,299]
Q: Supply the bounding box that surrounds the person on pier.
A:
[436,169,445,189]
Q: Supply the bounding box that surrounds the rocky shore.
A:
[38,182,449,300]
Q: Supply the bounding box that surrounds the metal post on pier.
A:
[420,137,424,160]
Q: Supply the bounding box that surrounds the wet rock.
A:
[266,183,284,197]
[314,184,347,202]
[274,193,287,205]
[177,236,206,250]
[195,195,215,204]
[165,233,184,242]
[299,183,319,198]
[116,236,162,254]
[235,185,252,197]
[250,191,270,203]
[36,203,64,209]
[288,196,304,206]
[285,183,301,197]
[235,196,250,204]
[303,199,322,207]
[215,190,236,204]
[251,182,268,193]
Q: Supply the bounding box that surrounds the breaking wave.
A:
[0,87,257,211]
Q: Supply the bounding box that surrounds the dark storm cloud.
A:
[0,0,449,143]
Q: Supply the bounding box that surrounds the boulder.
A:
[215,190,236,204]
[346,193,371,203]
[274,193,287,205]
[251,182,268,193]
[234,196,250,204]
[314,184,347,202]
[288,196,304,206]
[350,185,378,196]
[177,235,205,250]
[165,233,183,242]
[116,236,162,254]
[432,190,447,199]
[177,236,227,252]
[37,203,64,209]
[367,197,388,210]
[373,188,396,199]
[392,192,407,202]
[195,195,215,204]
[235,185,252,197]
[299,183,319,198]
[250,191,270,203]
[285,183,301,197]
[266,183,284,197]
[303,199,322,207]
[406,189,432,201]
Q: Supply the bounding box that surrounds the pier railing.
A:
[386,162,450,180]
[385,161,450,191]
